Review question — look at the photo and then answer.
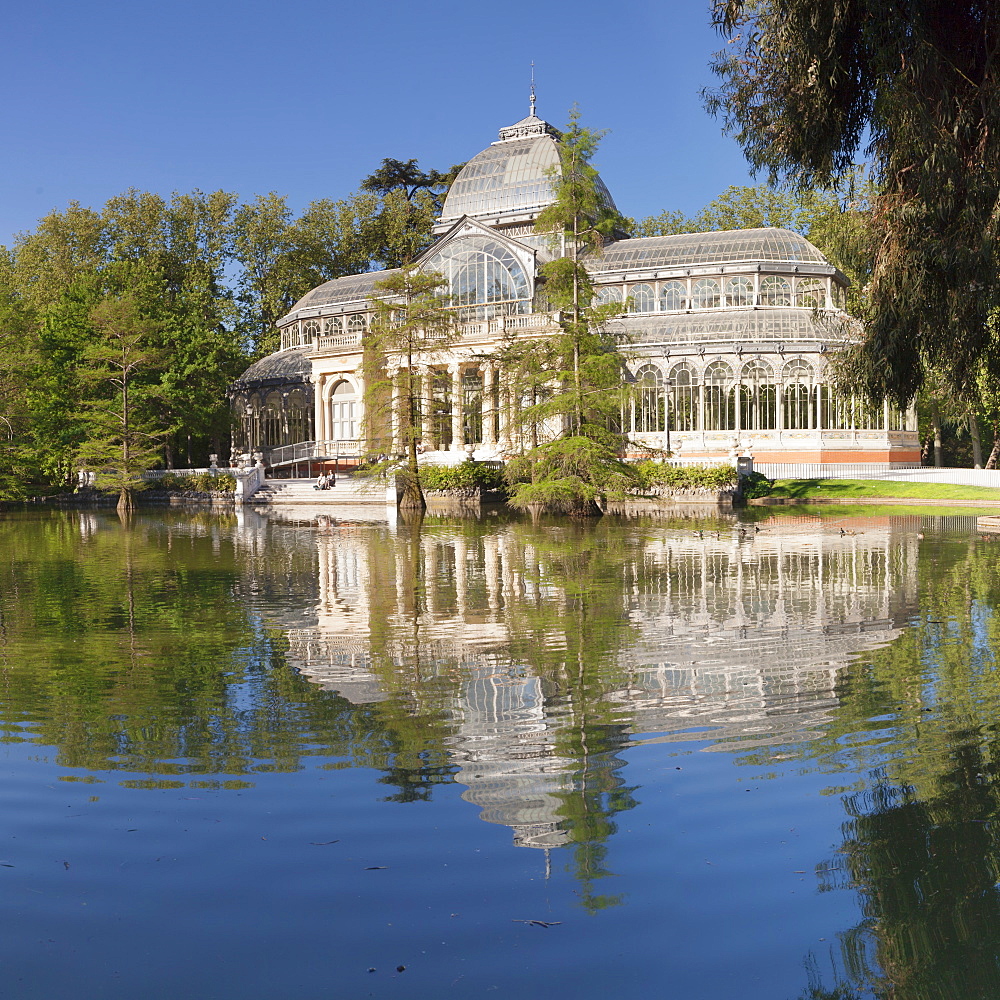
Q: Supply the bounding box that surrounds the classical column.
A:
[499,381,511,450]
[418,366,431,450]
[389,368,402,454]
[313,375,326,447]
[483,533,500,614]
[449,363,463,451]
[454,536,468,619]
[482,363,496,448]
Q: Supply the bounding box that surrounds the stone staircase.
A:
[249,475,392,505]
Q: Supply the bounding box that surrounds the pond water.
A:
[1,505,999,999]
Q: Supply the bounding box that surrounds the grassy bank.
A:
[759,478,1000,502]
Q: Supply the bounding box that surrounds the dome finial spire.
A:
[529,62,536,118]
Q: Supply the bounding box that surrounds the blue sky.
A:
[1,0,759,248]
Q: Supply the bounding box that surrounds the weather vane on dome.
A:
[529,62,536,118]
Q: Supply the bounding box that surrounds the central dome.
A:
[435,114,617,233]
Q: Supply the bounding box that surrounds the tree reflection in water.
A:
[791,532,1000,999]
[1,506,962,926]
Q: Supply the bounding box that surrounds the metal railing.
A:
[266,440,363,467]
[142,467,237,480]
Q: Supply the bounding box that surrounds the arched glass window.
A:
[704,361,735,430]
[796,277,826,308]
[740,361,776,430]
[660,280,687,311]
[422,235,531,321]
[323,317,342,338]
[329,379,358,441]
[725,276,753,307]
[431,372,453,450]
[692,278,721,309]
[595,285,623,306]
[282,322,299,350]
[347,314,367,335]
[634,364,664,432]
[286,388,310,443]
[784,359,813,380]
[783,361,813,429]
[669,363,698,432]
[261,391,282,449]
[303,320,320,344]
[237,393,261,452]
[760,276,792,306]
[629,283,656,313]
[463,370,483,444]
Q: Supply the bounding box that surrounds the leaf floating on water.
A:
[310,840,340,846]
[365,866,388,870]
[512,919,561,928]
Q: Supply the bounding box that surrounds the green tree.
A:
[503,109,635,515]
[76,290,164,513]
[9,201,107,309]
[632,208,700,238]
[360,158,463,267]
[364,267,457,509]
[705,0,1000,405]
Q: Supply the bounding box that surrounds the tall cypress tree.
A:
[502,109,634,516]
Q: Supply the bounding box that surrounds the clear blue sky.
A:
[1,0,759,248]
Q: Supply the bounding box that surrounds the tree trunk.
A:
[932,402,943,467]
[985,426,1000,469]
[117,487,135,515]
[970,412,983,467]
[400,358,425,511]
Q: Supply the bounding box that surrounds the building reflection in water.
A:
[233,509,923,850]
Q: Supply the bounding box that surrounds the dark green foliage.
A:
[632,461,739,492]
[416,463,506,493]
[0,156,455,494]
[506,437,638,513]
[738,471,774,499]
[705,0,1000,404]
[155,472,236,493]
[360,158,464,268]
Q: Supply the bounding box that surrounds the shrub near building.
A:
[632,461,739,494]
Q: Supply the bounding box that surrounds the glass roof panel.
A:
[608,307,858,345]
[590,229,828,271]
[232,347,312,387]
[440,136,562,223]
[289,270,402,312]
[439,134,618,225]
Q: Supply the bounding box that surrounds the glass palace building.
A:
[231,109,919,468]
